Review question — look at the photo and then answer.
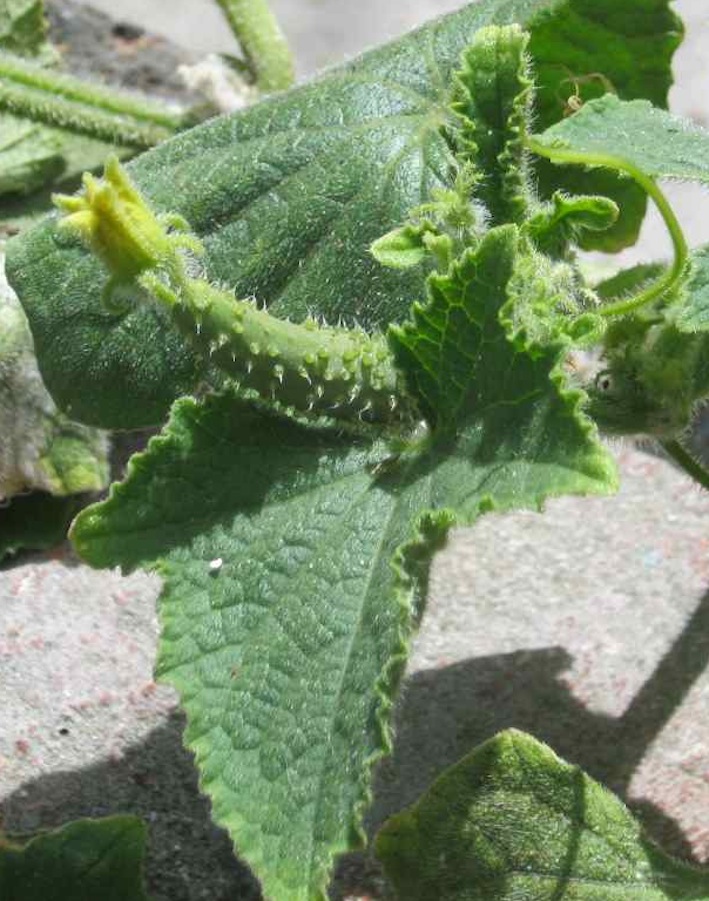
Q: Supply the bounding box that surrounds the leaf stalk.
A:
[661,438,709,490]
[215,0,294,92]
[0,50,189,148]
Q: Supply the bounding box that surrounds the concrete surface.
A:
[2,2,709,900]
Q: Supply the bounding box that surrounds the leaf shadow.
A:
[1,590,707,899]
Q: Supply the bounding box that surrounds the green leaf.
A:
[0,0,52,60]
[0,816,150,900]
[674,246,709,332]
[594,262,665,303]
[6,0,681,428]
[73,392,450,901]
[385,230,615,569]
[530,95,709,185]
[1,253,109,499]
[389,226,606,431]
[525,191,619,258]
[72,232,614,899]
[0,491,80,561]
[370,222,433,270]
[376,729,709,901]
[528,0,683,250]
[0,115,64,196]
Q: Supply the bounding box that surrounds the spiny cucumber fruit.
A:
[53,158,416,427]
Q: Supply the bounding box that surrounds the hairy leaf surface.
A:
[73,394,448,901]
[7,0,680,428]
[376,730,709,901]
[531,94,709,185]
[451,24,533,226]
[594,262,665,303]
[674,246,709,332]
[0,816,150,900]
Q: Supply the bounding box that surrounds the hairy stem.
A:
[526,138,689,317]
[215,0,294,92]
[0,50,189,148]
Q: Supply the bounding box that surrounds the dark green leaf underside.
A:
[376,729,709,901]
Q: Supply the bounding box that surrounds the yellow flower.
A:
[53,156,202,286]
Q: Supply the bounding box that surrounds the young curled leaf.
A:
[371,222,437,271]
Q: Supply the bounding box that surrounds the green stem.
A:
[661,439,709,491]
[527,138,689,318]
[0,50,188,148]
[215,0,294,92]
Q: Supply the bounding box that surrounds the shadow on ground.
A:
[3,589,708,900]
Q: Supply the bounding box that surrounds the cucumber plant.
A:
[3,0,709,898]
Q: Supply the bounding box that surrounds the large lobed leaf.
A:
[73,394,448,901]
[0,816,150,900]
[73,228,615,900]
[376,730,709,901]
[6,0,680,429]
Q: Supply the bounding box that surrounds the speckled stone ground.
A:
[2,2,709,900]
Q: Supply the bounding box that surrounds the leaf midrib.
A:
[303,487,401,898]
